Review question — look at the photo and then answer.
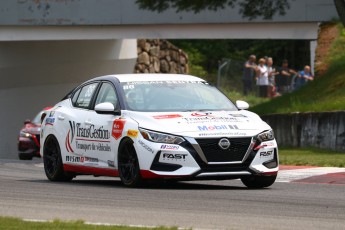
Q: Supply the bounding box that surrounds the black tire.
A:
[43,135,73,182]
[118,138,143,187]
[241,175,277,189]
[18,153,33,160]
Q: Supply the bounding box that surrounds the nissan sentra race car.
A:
[40,74,278,188]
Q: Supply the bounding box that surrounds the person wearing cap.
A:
[242,55,257,96]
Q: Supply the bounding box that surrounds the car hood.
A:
[21,123,41,135]
[125,110,271,138]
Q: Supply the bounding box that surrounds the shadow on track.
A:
[26,178,249,190]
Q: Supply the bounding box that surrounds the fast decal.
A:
[161,144,179,150]
[153,114,182,119]
[127,129,139,138]
[162,153,187,160]
[138,140,154,154]
[112,119,126,140]
[65,155,98,163]
[197,124,239,131]
[260,151,273,157]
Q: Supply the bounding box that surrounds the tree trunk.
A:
[334,0,345,27]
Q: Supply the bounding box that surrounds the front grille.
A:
[195,137,252,163]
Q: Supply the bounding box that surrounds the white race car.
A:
[40,74,278,188]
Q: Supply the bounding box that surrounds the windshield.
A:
[32,111,44,124]
[121,81,238,112]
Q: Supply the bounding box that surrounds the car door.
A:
[62,82,100,163]
[83,81,121,168]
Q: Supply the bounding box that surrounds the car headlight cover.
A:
[139,128,185,144]
[20,131,32,138]
[257,130,274,142]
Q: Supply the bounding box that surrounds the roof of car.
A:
[98,74,206,83]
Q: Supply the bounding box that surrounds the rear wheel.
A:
[43,135,73,181]
[241,175,277,189]
[118,139,143,187]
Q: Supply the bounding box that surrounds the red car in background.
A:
[18,107,51,160]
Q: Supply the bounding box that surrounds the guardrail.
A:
[261,111,345,152]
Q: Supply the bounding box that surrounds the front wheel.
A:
[241,175,277,189]
[118,138,143,187]
[43,135,73,181]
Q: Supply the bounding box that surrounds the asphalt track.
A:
[1,159,345,230]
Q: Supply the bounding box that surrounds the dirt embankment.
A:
[315,23,339,77]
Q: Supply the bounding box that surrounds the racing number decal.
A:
[112,119,126,140]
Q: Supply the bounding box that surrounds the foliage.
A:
[251,23,345,115]
[135,0,291,20]
[0,216,177,230]
[279,147,345,167]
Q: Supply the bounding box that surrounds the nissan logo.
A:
[218,138,231,150]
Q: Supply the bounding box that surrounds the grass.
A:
[250,23,345,115]
[0,217,177,230]
[223,90,269,108]
[279,147,345,167]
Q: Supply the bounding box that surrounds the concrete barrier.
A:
[261,112,345,152]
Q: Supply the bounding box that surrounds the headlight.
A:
[257,130,274,142]
[20,131,32,138]
[139,128,185,144]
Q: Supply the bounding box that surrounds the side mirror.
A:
[236,100,249,110]
[95,102,121,115]
[24,119,31,125]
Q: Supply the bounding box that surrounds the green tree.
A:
[136,0,291,19]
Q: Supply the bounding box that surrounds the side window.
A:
[94,82,118,108]
[75,83,98,109]
[71,88,81,106]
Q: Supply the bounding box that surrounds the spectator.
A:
[267,57,279,98]
[242,55,257,96]
[256,58,269,98]
[296,65,314,90]
[276,59,297,94]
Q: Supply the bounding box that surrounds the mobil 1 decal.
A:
[65,121,111,153]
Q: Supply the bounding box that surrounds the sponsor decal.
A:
[198,132,246,137]
[76,123,110,140]
[153,114,182,119]
[260,151,273,157]
[45,117,55,126]
[107,160,115,167]
[49,111,55,117]
[127,129,139,138]
[138,140,154,154]
[229,114,247,118]
[197,124,239,131]
[191,112,214,117]
[182,116,241,124]
[65,155,98,163]
[162,153,187,160]
[112,119,126,140]
[161,144,179,150]
[124,81,204,86]
[66,120,111,153]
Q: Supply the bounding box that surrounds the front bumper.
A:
[136,136,279,180]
